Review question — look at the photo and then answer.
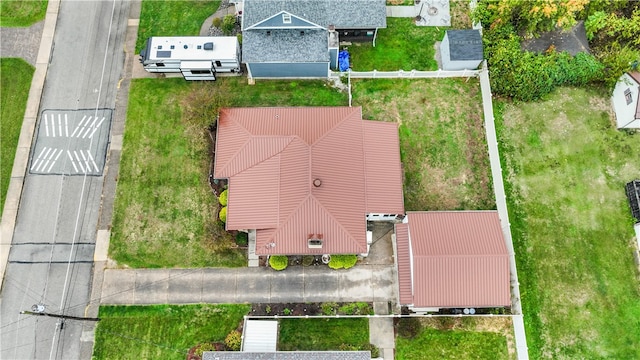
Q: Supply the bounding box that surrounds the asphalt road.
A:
[0,1,129,359]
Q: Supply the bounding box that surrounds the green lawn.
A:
[496,87,640,359]
[352,78,494,211]
[136,0,220,52]
[347,18,446,71]
[93,304,250,360]
[278,318,371,351]
[0,0,47,27]
[1,58,34,217]
[110,78,347,268]
[396,327,510,360]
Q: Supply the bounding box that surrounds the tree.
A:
[474,0,589,37]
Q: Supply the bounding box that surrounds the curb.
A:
[0,0,60,290]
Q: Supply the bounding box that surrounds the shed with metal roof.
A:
[395,211,510,311]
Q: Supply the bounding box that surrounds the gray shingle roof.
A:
[242,0,386,30]
[242,29,328,63]
[203,351,371,360]
[446,30,483,61]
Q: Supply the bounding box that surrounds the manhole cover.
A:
[428,6,438,15]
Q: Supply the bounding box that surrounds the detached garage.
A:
[396,211,511,312]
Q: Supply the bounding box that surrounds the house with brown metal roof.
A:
[395,211,511,312]
[213,106,404,257]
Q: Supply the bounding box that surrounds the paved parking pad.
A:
[30,109,112,175]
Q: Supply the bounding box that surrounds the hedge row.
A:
[486,34,603,101]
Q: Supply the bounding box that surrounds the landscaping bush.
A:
[269,255,288,271]
[339,302,373,315]
[212,16,222,28]
[221,14,236,35]
[218,189,228,206]
[397,317,422,339]
[224,330,241,351]
[195,342,216,357]
[302,255,315,266]
[219,206,227,223]
[321,302,339,315]
[328,254,358,269]
[235,231,248,247]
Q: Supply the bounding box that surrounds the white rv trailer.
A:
[140,36,241,80]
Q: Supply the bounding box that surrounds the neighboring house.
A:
[521,21,590,55]
[440,29,483,71]
[240,0,386,78]
[395,211,511,312]
[612,72,640,129]
[213,107,404,256]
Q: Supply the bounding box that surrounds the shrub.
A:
[302,255,315,266]
[219,206,227,223]
[269,255,288,271]
[212,17,222,28]
[397,317,422,339]
[321,302,339,315]
[222,14,236,35]
[195,342,215,357]
[235,232,248,247]
[328,254,358,269]
[224,330,241,351]
[283,308,292,315]
[218,189,228,206]
[339,302,372,315]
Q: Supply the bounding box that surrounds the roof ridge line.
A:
[310,106,362,147]
[221,135,295,177]
[311,193,367,253]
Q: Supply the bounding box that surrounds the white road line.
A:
[88,117,106,138]
[73,151,85,173]
[71,115,87,137]
[76,116,92,138]
[79,150,92,173]
[86,152,99,172]
[82,117,98,138]
[31,147,48,170]
[47,149,63,173]
[58,114,62,137]
[44,114,50,137]
[65,114,69,137]
[41,149,59,172]
[67,151,78,173]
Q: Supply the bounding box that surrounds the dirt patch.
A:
[250,302,373,316]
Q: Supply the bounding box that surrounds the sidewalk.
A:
[99,265,397,305]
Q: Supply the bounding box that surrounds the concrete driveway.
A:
[100,265,397,305]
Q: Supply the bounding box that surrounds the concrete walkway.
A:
[100,265,397,305]
[479,61,529,360]
[370,302,395,360]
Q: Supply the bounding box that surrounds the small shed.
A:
[241,320,278,352]
[440,29,483,71]
[612,72,640,129]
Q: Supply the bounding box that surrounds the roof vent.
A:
[313,179,322,187]
[328,24,335,32]
[203,42,214,50]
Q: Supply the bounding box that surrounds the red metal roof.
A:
[396,211,510,308]
[363,121,405,214]
[395,223,413,305]
[214,107,404,255]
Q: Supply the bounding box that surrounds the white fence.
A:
[386,5,416,18]
[330,69,480,79]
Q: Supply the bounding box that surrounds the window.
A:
[625,89,633,105]
[266,31,271,36]
[156,63,165,67]
[190,70,212,74]
[282,13,291,24]
[215,60,222,67]
[308,239,323,248]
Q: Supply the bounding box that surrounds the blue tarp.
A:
[338,50,350,72]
